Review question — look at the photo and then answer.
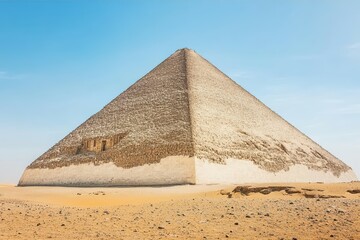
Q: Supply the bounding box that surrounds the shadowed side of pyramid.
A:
[18,48,357,186]
[19,49,196,186]
[185,49,357,183]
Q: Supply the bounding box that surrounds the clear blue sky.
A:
[1,1,359,183]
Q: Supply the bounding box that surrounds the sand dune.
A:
[1,182,359,239]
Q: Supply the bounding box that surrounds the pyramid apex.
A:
[175,48,195,53]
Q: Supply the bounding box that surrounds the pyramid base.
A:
[195,158,357,184]
[18,156,196,186]
[18,156,357,186]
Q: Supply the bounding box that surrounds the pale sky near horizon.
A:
[0,1,359,183]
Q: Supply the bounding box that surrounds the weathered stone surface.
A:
[27,50,194,170]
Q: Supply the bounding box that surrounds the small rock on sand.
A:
[220,190,231,196]
[285,188,302,194]
[347,189,360,194]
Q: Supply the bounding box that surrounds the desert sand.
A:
[0,182,359,239]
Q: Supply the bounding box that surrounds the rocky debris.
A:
[304,192,320,198]
[336,208,346,214]
[220,189,231,195]
[1,182,359,240]
[301,188,324,192]
[220,189,232,198]
[347,189,360,194]
[285,188,302,194]
[91,191,106,196]
[231,185,347,199]
[319,194,345,199]
[158,226,165,230]
[233,186,291,195]
[304,192,345,199]
[103,210,110,215]
[260,189,272,195]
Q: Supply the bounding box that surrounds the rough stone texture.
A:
[28,49,194,170]
[19,48,357,186]
[194,158,356,184]
[186,49,351,176]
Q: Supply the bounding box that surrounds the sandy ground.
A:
[0,182,359,239]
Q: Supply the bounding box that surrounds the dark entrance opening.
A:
[101,140,106,151]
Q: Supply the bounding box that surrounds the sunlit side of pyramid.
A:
[19,49,357,186]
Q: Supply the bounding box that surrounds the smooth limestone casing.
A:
[19,156,196,186]
[19,156,356,186]
[19,156,357,186]
[195,158,357,184]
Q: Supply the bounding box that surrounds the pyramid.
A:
[19,48,357,186]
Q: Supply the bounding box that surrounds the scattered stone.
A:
[319,194,345,199]
[301,188,324,192]
[260,189,272,195]
[285,188,302,194]
[336,208,346,214]
[103,210,110,215]
[220,189,231,196]
[233,186,291,196]
[304,192,319,198]
[158,226,165,230]
[347,189,360,194]
[92,191,106,196]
